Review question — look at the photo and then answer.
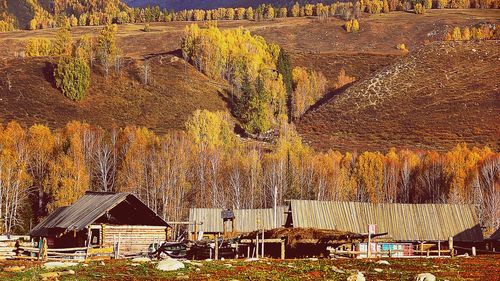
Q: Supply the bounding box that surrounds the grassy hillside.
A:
[297,40,500,151]
[0,55,229,132]
[0,9,498,150]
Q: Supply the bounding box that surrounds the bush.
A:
[396,43,409,52]
[54,56,90,101]
[414,3,426,14]
[142,23,151,32]
[25,38,52,57]
[345,19,359,33]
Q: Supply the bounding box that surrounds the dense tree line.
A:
[182,24,327,135]
[0,118,497,236]
[2,0,499,32]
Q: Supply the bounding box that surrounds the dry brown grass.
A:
[0,9,498,150]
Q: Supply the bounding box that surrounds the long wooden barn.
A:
[189,207,287,239]
[30,192,170,254]
[286,200,483,243]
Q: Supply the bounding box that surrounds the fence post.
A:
[214,235,219,260]
[472,246,476,257]
[448,237,454,257]
[280,240,285,259]
[438,241,441,257]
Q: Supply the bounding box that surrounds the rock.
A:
[220,257,225,261]
[195,268,201,272]
[156,259,185,271]
[224,264,232,268]
[205,258,213,262]
[374,268,383,273]
[131,257,151,263]
[81,263,89,267]
[376,260,390,265]
[309,257,319,261]
[40,272,60,279]
[331,265,345,274]
[130,263,141,267]
[414,273,436,281]
[99,261,105,266]
[3,266,25,272]
[187,261,203,267]
[43,262,79,269]
[347,272,365,281]
[59,270,75,276]
[245,258,259,262]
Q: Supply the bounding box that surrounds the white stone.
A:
[42,262,79,270]
[309,258,319,261]
[131,257,151,263]
[374,268,383,273]
[376,260,390,265]
[347,272,365,281]
[245,258,259,262]
[224,264,232,268]
[414,273,436,281]
[156,259,185,271]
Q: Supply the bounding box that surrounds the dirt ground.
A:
[0,255,499,280]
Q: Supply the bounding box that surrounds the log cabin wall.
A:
[100,225,167,254]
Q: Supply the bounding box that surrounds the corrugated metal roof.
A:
[30,192,168,236]
[189,207,287,233]
[289,200,483,242]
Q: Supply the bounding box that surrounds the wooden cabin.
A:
[30,192,170,255]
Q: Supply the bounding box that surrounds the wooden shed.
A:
[30,192,169,255]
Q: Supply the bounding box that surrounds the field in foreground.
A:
[1,256,499,280]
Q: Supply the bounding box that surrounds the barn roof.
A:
[189,207,287,233]
[30,192,168,237]
[288,200,483,242]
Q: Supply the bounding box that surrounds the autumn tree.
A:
[52,27,73,57]
[54,55,91,101]
[97,24,119,76]
[291,67,327,119]
[291,2,300,17]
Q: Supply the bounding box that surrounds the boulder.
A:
[156,259,185,271]
[347,272,366,281]
[414,273,436,281]
[42,262,79,270]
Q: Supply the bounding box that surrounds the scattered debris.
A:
[3,266,25,272]
[131,257,151,263]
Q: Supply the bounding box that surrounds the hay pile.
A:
[241,227,363,247]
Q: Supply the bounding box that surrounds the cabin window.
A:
[90,229,100,246]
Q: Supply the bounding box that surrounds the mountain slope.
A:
[0,55,230,132]
[296,40,500,152]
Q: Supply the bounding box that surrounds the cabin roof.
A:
[189,207,287,233]
[287,200,483,242]
[30,192,168,237]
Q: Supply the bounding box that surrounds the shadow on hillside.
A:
[143,49,183,60]
[301,83,353,117]
[42,62,56,89]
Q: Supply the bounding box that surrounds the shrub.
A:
[396,43,409,52]
[25,38,52,57]
[345,19,359,33]
[414,3,426,14]
[54,56,90,101]
[142,23,151,32]
[438,0,448,8]
[462,27,471,40]
[451,26,462,41]
[424,0,433,9]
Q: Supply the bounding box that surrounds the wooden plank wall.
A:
[101,225,167,254]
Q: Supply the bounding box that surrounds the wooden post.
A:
[438,241,441,257]
[261,229,265,258]
[214,234,219,260]
[193,220,198,241]
[448,237,454,257]
[472,246,476,257]
[255,234,259,258]
[426,249,430,257]
[247,244,250,258]
[388,249,392,258]
[235,242,239,259]
[280,240,285,259]
[367,233,371,258]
